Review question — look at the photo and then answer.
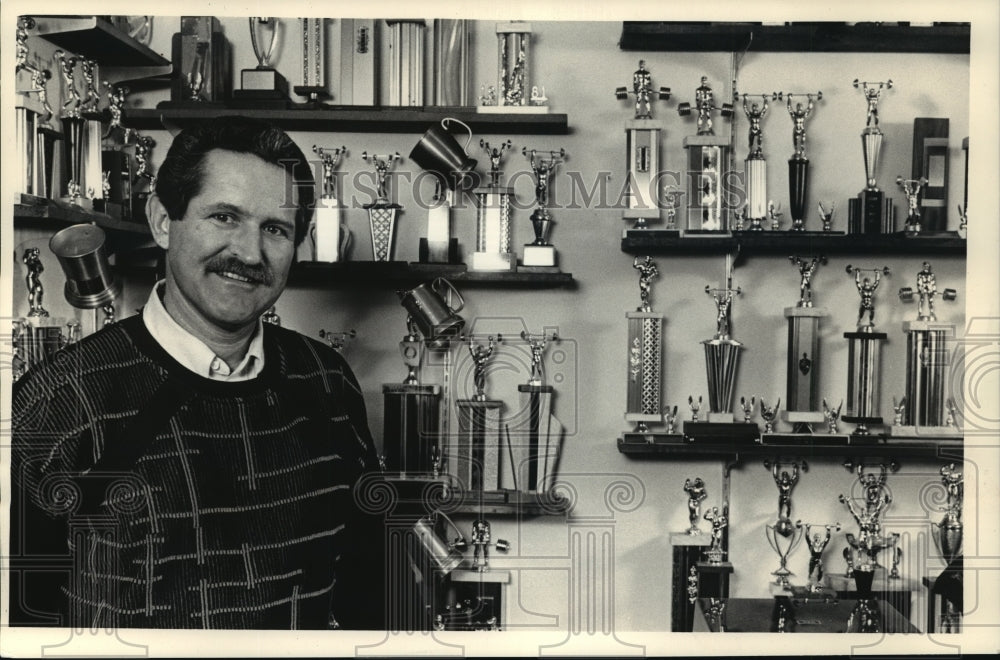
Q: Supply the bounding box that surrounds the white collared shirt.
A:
[143,281,265,381]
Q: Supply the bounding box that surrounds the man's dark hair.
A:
[155,116,315,245]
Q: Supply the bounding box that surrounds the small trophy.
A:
[735,92,772,231]
[469,519,510,572]
[616,60,672,233]
[896,176,929,234]
[894,262,959,434]
[626,257,665,433]
[513,330,563,493]
[848,79,895,234]
[234,17,290,104]
[456,334,504,491]
[318,329,356,351]
[822,398,843,434]
[383,316,441,476]
[362,151,402,262]
[521,147,565,269]
[782,91,823,232]
[797,521,841,593]
[677,76,734,232]
[839,461,898,593]
[843,265,890,436]
[739,396,755,424]
[764,460,806,592]
[302,146,349,263]
[783,256,828,433]
[480,22,547,113]
[683,478,709,535]
[818,201,835,232]
[294,18,330,104]
[472,140,516,271]
[759,397,780,434]
[702,505,729,564]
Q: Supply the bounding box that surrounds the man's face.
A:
[148,149,298,336]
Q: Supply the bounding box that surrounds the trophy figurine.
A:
[818,201,835,232]
[897,176,929,234]
[626,256,665,433]
[782,91,823,231]
[684,478,709,535]
[839,461,898,592]
[759,397,780,433]
[764,459,806,591]
[514,329,563,493]
[703,505,729,564]
[14,249,76,377]
[302,145,349,263]
[616,60,671,232]
[678,77,734,232]
[823,398,843,434]
[849,79,895,234]
[739,396,756,424]
[843,265,891,435]
[472,139,516,271]
[55,51,91,208]
[383,316,441,476]
[699,257,744,422]
[235,17,290,102]
[784,256,828,432]
[895,262,959,434]
[664,406,679,434]
[522,147,566,268]
[689,395,702,423]
[470,519,511,572]
[797,521,841,592]
[736,92,772,231]
[456,334,505,491]
[362,151,402,262]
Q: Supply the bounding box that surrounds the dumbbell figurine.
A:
[677,75,734,136]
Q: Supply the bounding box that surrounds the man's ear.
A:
[146,194,171,250]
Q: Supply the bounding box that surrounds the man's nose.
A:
[229,223,264,264]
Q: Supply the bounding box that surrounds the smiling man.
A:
[10,117,384,630]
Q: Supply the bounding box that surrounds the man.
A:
[10,116,384,630]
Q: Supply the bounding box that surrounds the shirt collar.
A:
[143,281,265,381]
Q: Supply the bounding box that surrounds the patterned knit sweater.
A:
[10,314,383,630]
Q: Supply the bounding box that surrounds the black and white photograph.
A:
[2,0,998,656]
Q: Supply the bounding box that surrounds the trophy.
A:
[735,92,772,231]
[764,460,806,591]
[433,20,470,106]
[472,140,516,271]
[896,175,929,234]
[783,256,828,432]
[100,83,135,219]
[294,18,330,104]
[822,398,843,434]
[626,257,665,433]
[616,60,671,232]
[470,519,511,572]
[797,521,841,593]
[13,249,77,380]
[456,334,504,491]
[233,18,289,104]
[302,146,349,263]
[55,51,87,208]
[522,147,566,269]
[409,118,479,264]
[362,151,402,262]
[683,478,709,535]
[480,22,547,113]
[701,257,744,422]
[958,136,969,239]
[677,76,734,232]
[15,17,55,199]
[171,17,232,104]
[848,79,895,234]
[739,396,756,424]
[839,461,899,593]
[781,91,823,231]
[49,224,121,312]
[759,397,780,433]
[818,201,835,232]
[386,20,427,106]
[513,330,563,493]
[702,504,729,564]
[894,262,959,434]
[935,463,963,565]
[843,265,890,436]
[383,316,442,477]
[318,328,356,351]
[911,117,950,232]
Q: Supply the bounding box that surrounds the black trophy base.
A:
[683,422,760,444]
[760,432,851,446]
[238,67,290,96]
[623,228,681,240]
[619,432,686,447]
[848,191,895,234]
[684,229,731,236]
[418,237,460,264]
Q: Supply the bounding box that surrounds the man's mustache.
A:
[205,256,274,286]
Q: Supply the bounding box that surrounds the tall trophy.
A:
[797,521,841,593]
[615,60,671,233]
[512,330,563,493]
[783,256,828,433]
[894,262,959,435]
[839,461,898,594]
[896,175,929,234]
[677,76,734,232]
[12,248,80,380]
[294,18,330,104]
[14,17,59,200]
[456,334,504,491]
[521,147,566,269]
[409,117,479,264]
[55,51,95,209]
[362,151,402,262]
[625,256,665,434]
[700,257,745,425]
[472,140,515,271]
[763,460,806,593]
[735,92,772,231]
[781,91,824,232]
[848,79,895,234]
[480,22,548,113]
[383,316,442,477]
[932,463,963,632]
[233,18,289,105]
[843,265,891,436]
[302,145,349,262]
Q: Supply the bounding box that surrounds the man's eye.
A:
[210,213,236,223]
[264,224,291,238]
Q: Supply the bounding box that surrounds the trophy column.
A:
[736,93,772,231]
[848,79,895,234]
[362,151,402,262]
[305,145,349,263]
[783,256,828,432]
[511,330,560,493]
[843,265,891,436]
[522,147,566,268]
[455,336,503,492]
[625,257,665,434]
[472,140,515,271]
[782,91,822,231]
[383,321,442,477]
[677,76,733,233]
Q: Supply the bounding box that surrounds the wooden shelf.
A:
[617,433,963,461]
[14,194,151,236]
[620,231,966,257]
[123,105,570,135]
[619,22,970,54]
[32,16,171,67]
[289,261,574,288]
[382,476,570,516]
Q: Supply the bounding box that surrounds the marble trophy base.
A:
[471,251,516,271]
[889,425,961,437]
[233,67,291,106]
[455,399,505,491]
[522,244,557,267]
